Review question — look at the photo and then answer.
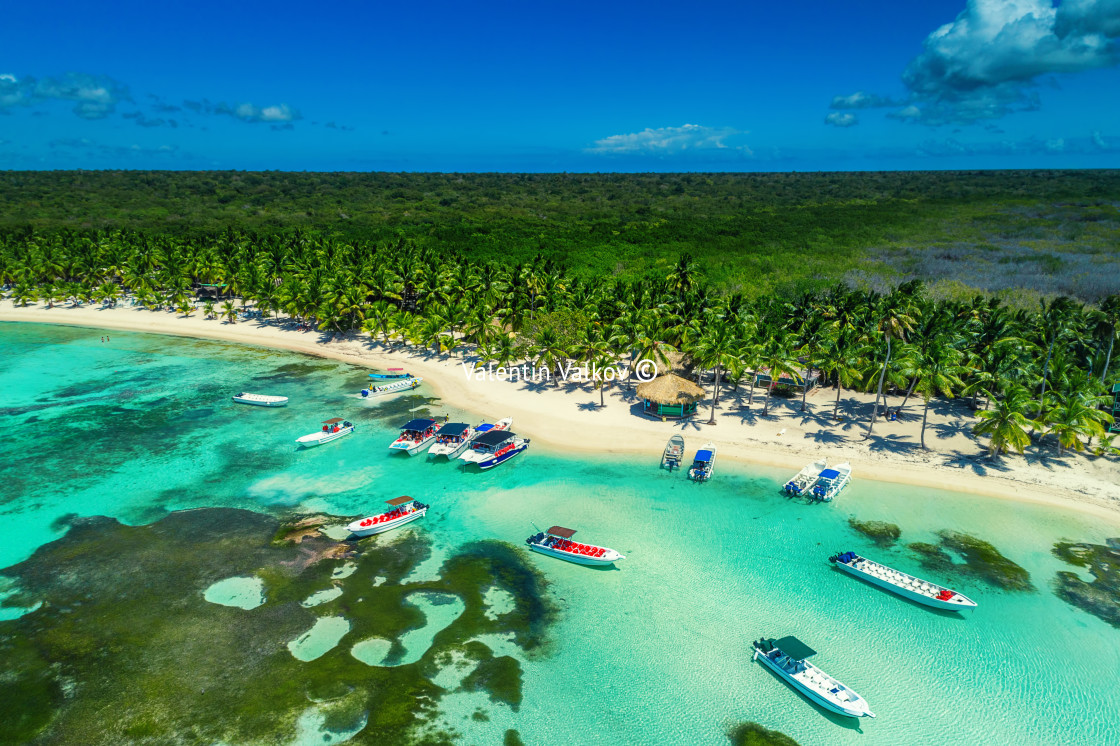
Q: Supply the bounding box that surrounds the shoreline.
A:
[3,302,1119,524]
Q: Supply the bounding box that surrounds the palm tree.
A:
[914,338,966,449]
[759,332,802,417]
[865,286,919,438]
[532,327,569,386]
[176,300,195,317]
[817,331,862,420]
[972,387,1041,458]
[221,300,238,324]
[1034,296,1078,415]
[691,323,738,425]
[1043,398,1114,455]
[1094,295,1120,384]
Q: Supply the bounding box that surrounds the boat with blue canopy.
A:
[688,443,716,482]
[389,418,439,456]
[808,462,852,502]
[459,429,529,469]
[429,416,512,459]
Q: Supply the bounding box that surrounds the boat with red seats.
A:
[389,418,439,456]
[526,526,624,566]
[830,551,977,611]
[346,496,429,537]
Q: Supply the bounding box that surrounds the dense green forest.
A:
[2,170,1119,300]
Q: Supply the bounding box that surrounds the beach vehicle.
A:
[808,462,852,502]
[783,459,828,496]
[346,496,429,537]
[361,376,423,398]
[389,418,439,456]
[296,417,355,447]
[526,526,625,566]
[429,416,512,459]
[662,435,685,471]
[459,429,530,469]
[368,368,411,380]
[829,551,977,611]
[688,443,716,482]
[231,392,288,407]
[752,636,875,719]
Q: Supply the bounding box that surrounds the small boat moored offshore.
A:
[231,392,289,407]
[459,429,530,469]
[296,417,355,447]
[526,526,625,566]
[783,458,828,496]
[389,418,439,456]
[752,636,875,719]
[361,376,423,398]
[688,443,716,482]
[368,368,410,380]
[346,496,429,537]
[830,551,978,611]
[809,462,852,502]
[662,434,685,471]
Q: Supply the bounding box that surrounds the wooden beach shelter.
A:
[637,373,705,419]
[1111,383,1120,433]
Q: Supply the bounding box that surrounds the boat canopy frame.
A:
[323,417,346,424]
[546,526,576,538]
[401,418,438,431]
[473,430,516,447]
[770,636,817,661]
[436,422,471,435]
[386,496,414,506]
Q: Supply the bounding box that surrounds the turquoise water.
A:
[2,321,1119,745]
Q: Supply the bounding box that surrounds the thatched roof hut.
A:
[637,374,705,419]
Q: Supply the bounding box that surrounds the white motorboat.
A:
[688,443,716,482]
[346,496,429,537]
[427,417,512,459]
[809,462,852,502]
[361,376,423,398]
[830,551,978,611]
[526,526,625,566]
[368,368,410,380]
[458,429,529,469]
[752,637,875,719]
[296,417,355,447]
[388,418,439,455]
[783,459,827,496]
[662,434,685,471]
[231,392,289,407]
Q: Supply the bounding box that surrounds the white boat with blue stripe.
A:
[688,443,716,482]
[830,551,977,611]
[459,429,529,469]
[232,392,288,407]
[429,417,512,459]
[752,636,874,719]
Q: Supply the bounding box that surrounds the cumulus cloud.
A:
[587,123,750,155]
[123,111,177,128]
[825,112,859,127]
[181,98,302,124]
[829,0,1120,126]
[0,72,129,119]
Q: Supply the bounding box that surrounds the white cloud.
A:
[824,111,858,127]
[587,124,750,155]
[829,91,897,109]
[0,72,129,118]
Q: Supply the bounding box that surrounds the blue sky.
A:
[2,0,1119,171]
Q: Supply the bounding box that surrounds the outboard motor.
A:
[361,389,369,397]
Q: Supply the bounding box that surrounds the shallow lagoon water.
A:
[204,575,266,609]
[2,322,1119,745]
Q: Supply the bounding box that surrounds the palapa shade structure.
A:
[637,373,705,419]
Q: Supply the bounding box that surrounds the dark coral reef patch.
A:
[728,721,801,745]
[0,508,556,745]
[847,518,902,548]
[1052,538,1120,628]
[907,530,1032,591]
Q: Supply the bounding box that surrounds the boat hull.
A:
[528,544,622,566]
[428,439,471,459]
[753,649,873,719]
[296,427,354,447]
[475,443,528,469]
[389,436,435,456]
[232,396,288,407]
[346,508,427,536]
[835,558,977,611]
[362,378,423,397]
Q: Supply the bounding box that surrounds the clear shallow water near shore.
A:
[1,321,1118,745]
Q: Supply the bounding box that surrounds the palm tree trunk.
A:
[800,367,811,412]
[747,374,756,407]
[706,364,722,425]
[1039,337,1056,415]
[898,376,918,413]
[866,336,891,438]
[920,396,930,449]
[1102,332,1115,385]
[763,384,772,416]
[600,382,606,407]
[834,378,843,420]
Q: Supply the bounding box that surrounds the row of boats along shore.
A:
[234,369,980,722]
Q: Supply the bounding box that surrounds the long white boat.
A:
[830,551,978,611]
[662,434,685,471]
[752,637,875,719]
[459,430,529,469]
[361,376,423,398]
[428,416,512,459]
[808,462,852,502]
[783,458,827,496]
[526,526,625,566]
[688,443,716,482]
[231,392,289,407]
[296,417,355,447]
[346,496,429,537]
[368,368,410,380]
[388,418,439,455]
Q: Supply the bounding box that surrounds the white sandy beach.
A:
[3,301,1118,521]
